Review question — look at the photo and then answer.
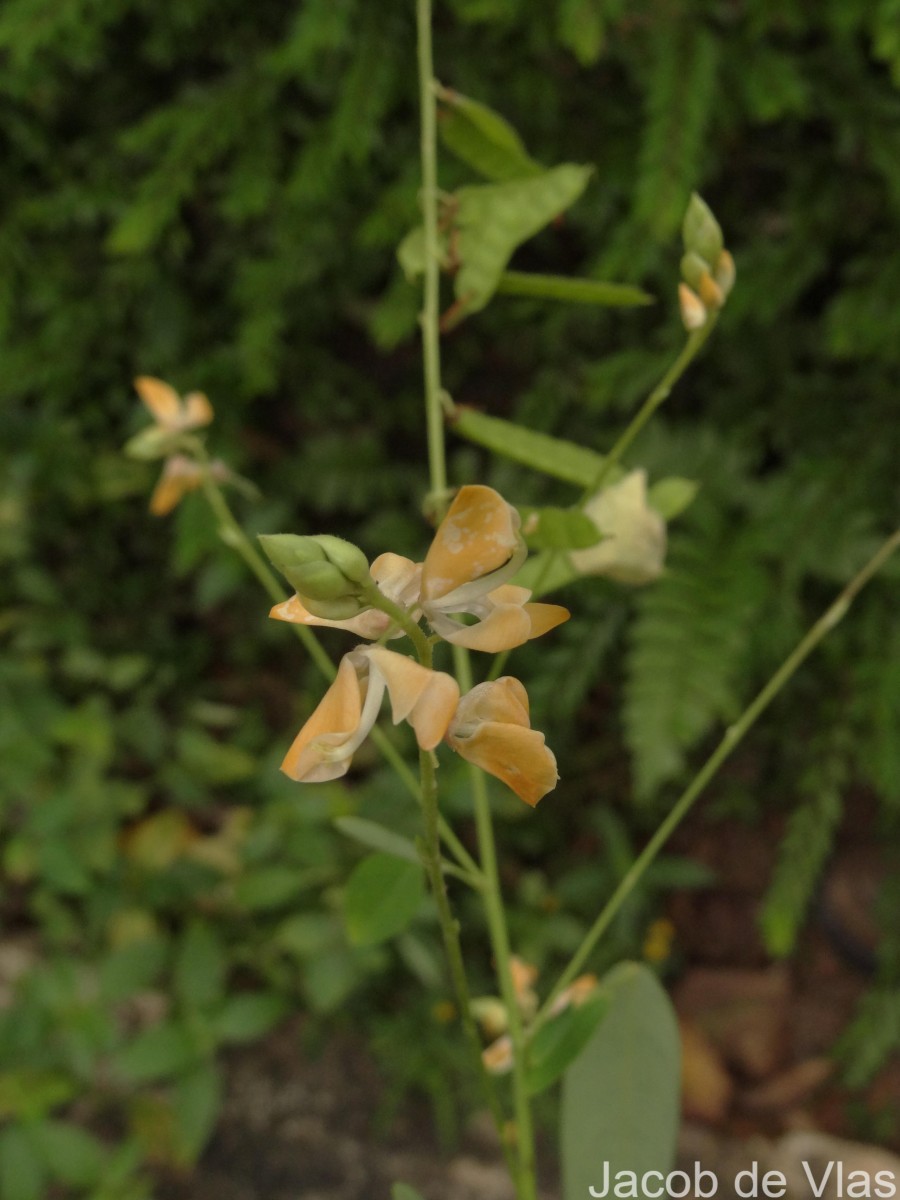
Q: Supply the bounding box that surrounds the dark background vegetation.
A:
[1,0,899,1195]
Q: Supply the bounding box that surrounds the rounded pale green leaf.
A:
[344,853,425,947]
[560,963,680,1200]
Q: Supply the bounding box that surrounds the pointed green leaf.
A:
[437,86,542,182]
[526,990,610,1096]
[561,963,680,1200]
[455,165,593,313]
[450,406,607,487]
[392,1185,427,1200]
[113,1021,197,1084]
[344,853,426,947]
[214,993,287,1044]
[647,477,699,520]
[334,816,420,865]
[497,271,653,307]
[173,1063,222,1163]
[519,506,602,551]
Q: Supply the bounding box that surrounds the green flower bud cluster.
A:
[678,193,735,331]
[259,533,373,619]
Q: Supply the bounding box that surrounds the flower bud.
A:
[682,193,724,264]
[259,533,373,618]
[714,248,736,298]
[678,283,707,331]
[679,250,710,292]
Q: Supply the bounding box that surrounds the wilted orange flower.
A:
[281,646,459,783]
[135,376,213,433]
[445,677,557,807]
[420,485,569,651]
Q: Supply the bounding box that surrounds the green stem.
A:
[418,746,514,1168]
[534,523,900,1031]
[416,0,447,502]
[582,320,715,499]
[455,646,538,1200]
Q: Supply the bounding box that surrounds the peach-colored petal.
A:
[280,655,363,783]
[269,594,392,640]
[482,1035,514,1074]
[364,647,459,750]
[421,485,522,603]
[447,677,557,807]
[183,391,214,429]
[449,720,558,807]
[456,677,531,729]
[135,376,182,428]
[523,601,570,638]
[438,603,533,652]
[148,455,203,516]
[370,552,422,607]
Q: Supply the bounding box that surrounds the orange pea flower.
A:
[445,676,557,807]
[148,454,230,516]
[420,485,569,652]
[134,376,213,433]
[270,553,422,640]
[281,646,459,783]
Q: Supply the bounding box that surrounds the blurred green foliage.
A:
[2,0,900,1191]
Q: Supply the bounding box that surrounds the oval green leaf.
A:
[560,962,680,1200]
[344,853,426,947]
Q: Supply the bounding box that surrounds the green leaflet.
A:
[560,963,680,1200]
[450,406,605,487]
[455,165,594,313]
[334,816,420,865]
[497,270,653,308]
[518,505,602,551]
[436,86,542,181]
[647,476,699,520]
[343,853,425,947]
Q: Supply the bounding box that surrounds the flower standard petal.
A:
[134,376,183,429]
[182,391,214,429]
[421,485,525,605]
[280,654,367,783]
[446,678,558,807]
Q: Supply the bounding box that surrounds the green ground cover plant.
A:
[1,1,899,1196]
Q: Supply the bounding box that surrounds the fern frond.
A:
[623,508,768,802]
[836,987,900,1087]
[634,17,718,240]
[759,752,845,958]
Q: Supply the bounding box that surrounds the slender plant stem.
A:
[416,0,447,502]
[582,319,715,499]
[534,524,900,1031]
[455,646,538,1200]
[418,747,515,1170]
